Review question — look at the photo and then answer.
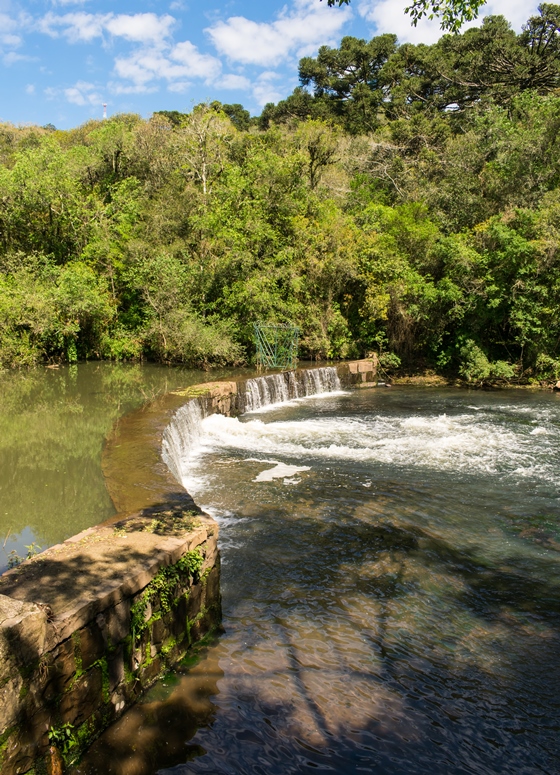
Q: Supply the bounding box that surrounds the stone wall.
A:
[0,511,220,775]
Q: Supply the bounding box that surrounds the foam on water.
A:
[181,403,560,496]
[162,366,344,487]
[87,387,560,775]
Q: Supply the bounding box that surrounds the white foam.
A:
[254,462,311,482]
[182,406,560,492]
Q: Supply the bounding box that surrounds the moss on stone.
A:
[0,726,16,765]
[130,547,204,644]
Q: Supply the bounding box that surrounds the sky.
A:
[0,0,541,128]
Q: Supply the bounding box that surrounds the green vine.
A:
[130,548,204,643]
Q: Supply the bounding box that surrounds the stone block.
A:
[0,674,24,735]
[185,585,202,621]
[171,601,187,641]
[107,647,124,692]
[105,600,131,644]
[205,568,220,608]
[151,617,166,646]
[0,598,50,684]
[59,667,103,727]
[38,637,76,698]
[138,656,161,686]
[78,622,105,670]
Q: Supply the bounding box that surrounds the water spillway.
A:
[162,366,343,485]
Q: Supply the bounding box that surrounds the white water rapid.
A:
[162,366,343,486]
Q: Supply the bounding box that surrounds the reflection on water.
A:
[0,362,250,573]
[79,388,560,774]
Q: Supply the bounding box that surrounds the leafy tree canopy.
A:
[322,0,486,32]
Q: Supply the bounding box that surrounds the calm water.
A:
[0,362,249,573]
[80,387,560,775]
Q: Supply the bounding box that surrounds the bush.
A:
[458,340,515,384]
[145,309,244,367]
[535,353,560,381]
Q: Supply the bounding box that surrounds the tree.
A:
[322,0,486,33]
[299,35,397,133]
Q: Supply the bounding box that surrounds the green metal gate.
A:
[254,323,299,370]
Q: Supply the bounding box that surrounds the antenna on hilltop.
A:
[102,103,107,120]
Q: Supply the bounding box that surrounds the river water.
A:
[79,385,560,775]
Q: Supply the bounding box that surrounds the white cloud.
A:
[171,40,222,80]
[114,49,187,85]
[4,51,32,65]
[206,0,352,67]
[25,83,35,94]
[358,0,540,45]
[217,73,251,90]
[36,9,221,94]
[480,0,539,30]
[167,81,190,93]
[0,12,29,56]
[64,80,103,105]
[111,39,222,93]
[37,12,175,46]
[108,80,158,95]
[38,12,110,42]
[105,14,175,45]
[252,71,284,106]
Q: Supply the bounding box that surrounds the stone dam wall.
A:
[0,359,376,774]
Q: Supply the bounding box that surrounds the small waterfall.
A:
[162,366,342,484]
[244,366,341,412]
[162,400,204,484]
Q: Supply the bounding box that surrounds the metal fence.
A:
[254,323,299,370]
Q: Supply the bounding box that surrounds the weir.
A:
[0,359,376,775]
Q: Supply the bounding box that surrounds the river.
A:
[78,385,560,775]
[0,363,249,573]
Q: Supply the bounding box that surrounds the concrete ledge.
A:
[0,510,220,775]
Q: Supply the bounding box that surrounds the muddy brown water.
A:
[76,386,560,775]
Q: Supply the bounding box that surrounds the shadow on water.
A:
[75,503,560,775]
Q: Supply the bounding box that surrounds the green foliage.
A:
[458,340,515,384]
[324,0,486,32]
[1,10,560,381]
[405,0,485,32]
[130,548,204,643]
[48,723,76,756]
[379,352,402,371]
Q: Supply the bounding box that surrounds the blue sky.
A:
[0,0,540,128]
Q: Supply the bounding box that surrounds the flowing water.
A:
[80,384,560,775]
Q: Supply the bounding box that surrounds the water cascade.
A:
[162,366,342,480]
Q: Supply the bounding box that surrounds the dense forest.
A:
[1,4,560,383]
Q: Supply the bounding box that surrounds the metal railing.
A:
[254,323,299,370]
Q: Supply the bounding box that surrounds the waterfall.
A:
[162,366,341,483]
[244,366,341,412]
[162,400,203,484]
